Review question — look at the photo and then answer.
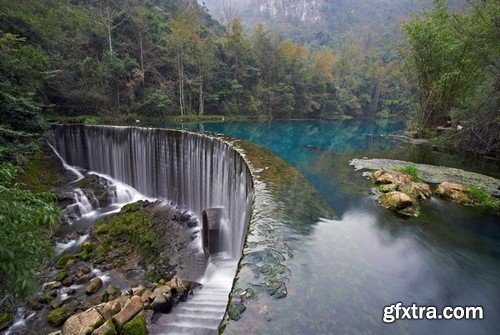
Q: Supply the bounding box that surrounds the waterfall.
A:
[51,124,254,334]
[52,125,253,259]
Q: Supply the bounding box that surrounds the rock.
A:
[51,298,63,309]
[111,295,143,332]
[77,266,92,278]
[62,308,105,335]
[166,278,190,294]
[435,182,473,204]
[131,285,146,296]
[121,312,146,335]
[150,294,172,313]
[141,289,152,303]
[227,300,246,321]
[86,277,103,295]
[56,270,69,282]
[101,299,122,320]
[45,281,62,291]
[92,319,117,335]
[62,277,74,287]
[48,307,70,326]
[0,313,13,331]
[105,285,121,301]
[379,191,418,217]
[402,182,432,200]
[56,255,75,268]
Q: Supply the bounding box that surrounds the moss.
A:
[55,269,69,281]
[227,300,246,321]
[466,186,500,208]
[93,204,159,264]
[47,307,69,326]
[56,254,75,268]
[0,313,13,331]
[79,242,95,261]
[99,319,117,335]
[396,165,421,182]
[121,313,146,335]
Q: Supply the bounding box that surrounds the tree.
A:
[402,0,480,130]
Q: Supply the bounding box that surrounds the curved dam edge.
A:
[51,124,334,334]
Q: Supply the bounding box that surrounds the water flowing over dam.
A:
[51,124,254,334]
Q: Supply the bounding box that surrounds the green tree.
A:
[402,0,480,130]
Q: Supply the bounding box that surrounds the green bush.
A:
[0,163,60,296]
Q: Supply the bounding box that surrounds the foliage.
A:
[0,0,407,121]
[0,164,60,297]
[402,0,499,157]
[396,165,422,182]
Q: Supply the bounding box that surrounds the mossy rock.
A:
[121,313,146,335]
[0,313,13,331]
[56,254,75,268]
[93,319,117,335]
[227,300,246,321]
[56,269,69,281]
[79,242,95,261]
[48,307,69,326]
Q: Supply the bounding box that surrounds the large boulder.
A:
[111,295,142,332]
[62,308,105,335]
[435,182,473,204]
[86,277,103,295]
[101,299,122,320]
[379,191,418,217]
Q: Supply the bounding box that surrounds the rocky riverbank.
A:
[1,146,205,334]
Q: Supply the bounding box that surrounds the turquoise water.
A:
[150,120,500,335]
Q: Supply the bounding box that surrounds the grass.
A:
[396,165,422,182]
[466,186,500,208]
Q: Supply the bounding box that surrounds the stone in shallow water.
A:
[379,191,418,217]
[86,277,103,295]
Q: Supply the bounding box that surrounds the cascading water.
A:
[51,125,254,334]
[74,188,93,215]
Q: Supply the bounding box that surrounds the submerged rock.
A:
[379,191,419,217]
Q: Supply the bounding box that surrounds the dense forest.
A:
[0,0,412,131]
[0,0,499,301]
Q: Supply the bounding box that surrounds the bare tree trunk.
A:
[178,59,185,116]
[199,79,204,115]
[107,9,113,52]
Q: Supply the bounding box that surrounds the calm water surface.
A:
[149,120,500,335]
